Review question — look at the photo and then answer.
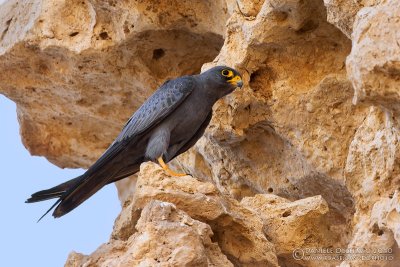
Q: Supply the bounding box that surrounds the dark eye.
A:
[221,69,231,77]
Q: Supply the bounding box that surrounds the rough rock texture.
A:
[66,200,234,267]
[0,0,227,168]
[241,194,330,254]
[111,163,279,267]
[347,0,400,108]
[1,0,400,266]
[323,0,382,38]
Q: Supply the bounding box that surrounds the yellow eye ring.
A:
[221,69,233,77]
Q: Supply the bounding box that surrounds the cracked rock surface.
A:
[1,0,400,266]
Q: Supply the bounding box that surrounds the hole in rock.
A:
[372,223,384,236]
[249,67,275,98]
[69,32,79,37]
[282,210,291,217]
[99,32,109,40]
[1,18,12,40]
[134,30,223,79]
[152,48,165,60]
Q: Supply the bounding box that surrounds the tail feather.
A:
[26,163,140,220]
[52,163,140,218]
[36,198,63,223]
[26,176,83,222]
[25,176,82,203]
[26,191,64,203]
[52,169,132,217]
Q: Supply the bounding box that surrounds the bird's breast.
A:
[167,91,213,143]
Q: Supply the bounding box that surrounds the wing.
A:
[50,76,196,217]
[84,76,196,177]
[115,76,196,143]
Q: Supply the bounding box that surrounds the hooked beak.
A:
[228,75,243,88]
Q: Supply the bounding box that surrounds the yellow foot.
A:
[157,157,187,177]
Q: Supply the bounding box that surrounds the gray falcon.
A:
[26,66,243,220]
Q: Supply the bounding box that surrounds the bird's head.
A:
[199,65,243,99]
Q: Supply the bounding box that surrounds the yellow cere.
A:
[228,75,242,85]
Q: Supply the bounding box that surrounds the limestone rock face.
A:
[66,200,234,267]
[1,0,400,266]
[347,0,400,108]
[112,163,279,267]
[323,0,381,38]
[241,194,330,254]
[0,0,226,168]
[68,163,339,266]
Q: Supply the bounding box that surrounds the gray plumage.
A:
[26,66,243,220]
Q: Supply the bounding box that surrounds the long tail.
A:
[26,176,83,203]
[26,176,84,222]
[26,164,140,221]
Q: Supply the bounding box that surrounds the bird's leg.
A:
[157,157,187,177]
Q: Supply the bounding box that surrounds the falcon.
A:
[26,66,243,220]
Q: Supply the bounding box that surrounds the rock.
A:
[241,194,331,253]
[113,163,279,267]
[372,191,400,246]
[75,163,344,266]
[241,194,342,266]
[66,200,233,267]
[184,0,359,250]
[1,0,400,266]
[345,107,400,213]
[347,0,400,108]
[0,0,226,168]
[323,0,381,38]
[343,106,400,267]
